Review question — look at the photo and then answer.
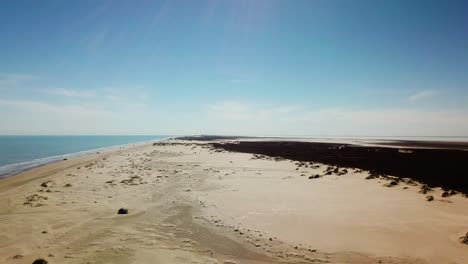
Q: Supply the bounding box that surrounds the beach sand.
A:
[0,140,467,264]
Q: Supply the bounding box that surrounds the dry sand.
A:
[0,140,467,264]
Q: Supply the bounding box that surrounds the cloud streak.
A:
[43,87,149,108]
[45,88,97,98]
[408,90,437,102]
[0,98,109,117]
[0,73,39,86]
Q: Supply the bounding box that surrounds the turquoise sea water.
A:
[0,135,170,178]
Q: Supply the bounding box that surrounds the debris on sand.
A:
[23,194,48,207]
[308,174,321,179]
[401,178,418,186]
[118,208,128,214]
[120,175,145,185]
[384,180,398,187]
[251,154,268,160]
[32,259,48,264]
[337,168,348,176]
[426,195,434,202]
[365,171,380,180]
[63,183,72,188]
[321,166,339,176]
[12,254,23,259]
[441,190,458,197]
[273,156,284,161]
[460,232,468,244]
[40,181,55,188]
[419,184,432,194]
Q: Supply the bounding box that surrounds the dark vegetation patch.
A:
[210,141,468,193]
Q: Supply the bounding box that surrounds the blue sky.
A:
[0,0,467,136]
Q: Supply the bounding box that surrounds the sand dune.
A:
[0,140,466,263]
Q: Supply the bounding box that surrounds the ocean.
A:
[0,135,170,178]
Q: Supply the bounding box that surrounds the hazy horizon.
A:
[2,135,468,139]
[1,0,467,136]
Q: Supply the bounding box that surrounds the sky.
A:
[0,0,467,136]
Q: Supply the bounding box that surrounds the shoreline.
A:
[0,137,170,180]
[0,142,146,192]
[0,138,466,263]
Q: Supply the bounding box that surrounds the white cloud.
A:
[408,90,437,102]
[45,88,97,98]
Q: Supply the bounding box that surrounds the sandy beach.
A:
[0,139,467,264]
